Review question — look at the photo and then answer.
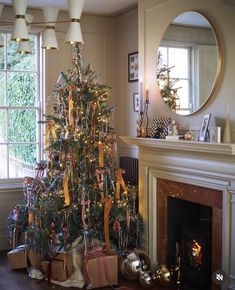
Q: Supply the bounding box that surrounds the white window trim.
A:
[0,29,44,186]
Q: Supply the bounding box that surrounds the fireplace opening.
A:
[167,196,212,289]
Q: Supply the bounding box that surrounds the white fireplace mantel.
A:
[120,136,235,290]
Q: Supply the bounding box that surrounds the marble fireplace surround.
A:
[120,136,235,290]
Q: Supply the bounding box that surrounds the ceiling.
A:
[0,0,138,16]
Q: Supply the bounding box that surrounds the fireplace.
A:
[167,195,213,288]
[120,136,235,290]
[157,179,222,289]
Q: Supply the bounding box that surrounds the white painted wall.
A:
[115,8,139,158]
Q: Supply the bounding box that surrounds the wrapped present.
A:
[28,249,41,268]
[83,254,118,289]
[41,250,74,282]
[7,245,28,270]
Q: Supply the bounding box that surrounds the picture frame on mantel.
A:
[128,51,138,82]
[199,113,211,141]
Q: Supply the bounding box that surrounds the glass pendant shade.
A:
[65,0,84,45]
[11,0,29,41]
[42,6,59,50]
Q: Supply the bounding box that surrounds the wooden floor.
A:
[0,250,177,290]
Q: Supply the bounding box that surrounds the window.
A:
[0,32,42,180]
[159,45,192,115]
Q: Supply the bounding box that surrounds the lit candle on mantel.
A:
[146,84,149,104]
[139,76,144,114]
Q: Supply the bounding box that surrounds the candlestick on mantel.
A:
[139,76,144,114]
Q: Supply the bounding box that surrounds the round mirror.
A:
[157,11,221,115]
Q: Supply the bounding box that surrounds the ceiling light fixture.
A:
[0,0,85,52]
[17,14,33,54]
[11,0,29,42]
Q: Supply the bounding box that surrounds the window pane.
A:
[9,109,36,142]
[174,80,190,108]
[9,144,36,178]
[0,72,6,106]
[0,145,7,178]
[169,47,188,78]
[0,34,5,70]
[158,47,167,67]
[7,72,37,106]
[7,34,36,71]
[0,109,7,142]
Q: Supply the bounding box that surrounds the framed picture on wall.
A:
[128,52,138,82]
[199,113,211,141]
[133,93,140,112]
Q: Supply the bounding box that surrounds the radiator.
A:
[119,156,139,186]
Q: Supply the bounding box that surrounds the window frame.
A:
[0,29,44,187]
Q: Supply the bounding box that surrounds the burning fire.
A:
[191,239,202,269]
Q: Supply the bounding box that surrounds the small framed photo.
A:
[199,113,211,141]
[128,52,138,82]
[133,93,140,112]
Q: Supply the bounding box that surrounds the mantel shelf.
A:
[119,136,235,156]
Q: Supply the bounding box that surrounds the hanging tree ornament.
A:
[116,168,127,204]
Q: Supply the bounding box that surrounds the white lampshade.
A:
[65,21,83,45]
[12,0,27,14]
[42,28,58,50]
[25,13,33,24]
[11,0,28,41]
[43,6,59,23]
[16,13,33,53]
[42,6,59,50]
[17,41,31,54]
[67,0,85,19]
[11,18,29,41]
[65,0,84,45]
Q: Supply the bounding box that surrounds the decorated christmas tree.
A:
[8,46,142,259]
[156,52,181,112]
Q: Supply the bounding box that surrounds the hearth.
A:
[167,197,212,289]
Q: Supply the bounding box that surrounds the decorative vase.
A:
[223,113,232,143]
[185,129,194,141]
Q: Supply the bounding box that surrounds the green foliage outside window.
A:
[0,33,38,171]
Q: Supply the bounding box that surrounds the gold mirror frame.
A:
[157,10,222,116]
